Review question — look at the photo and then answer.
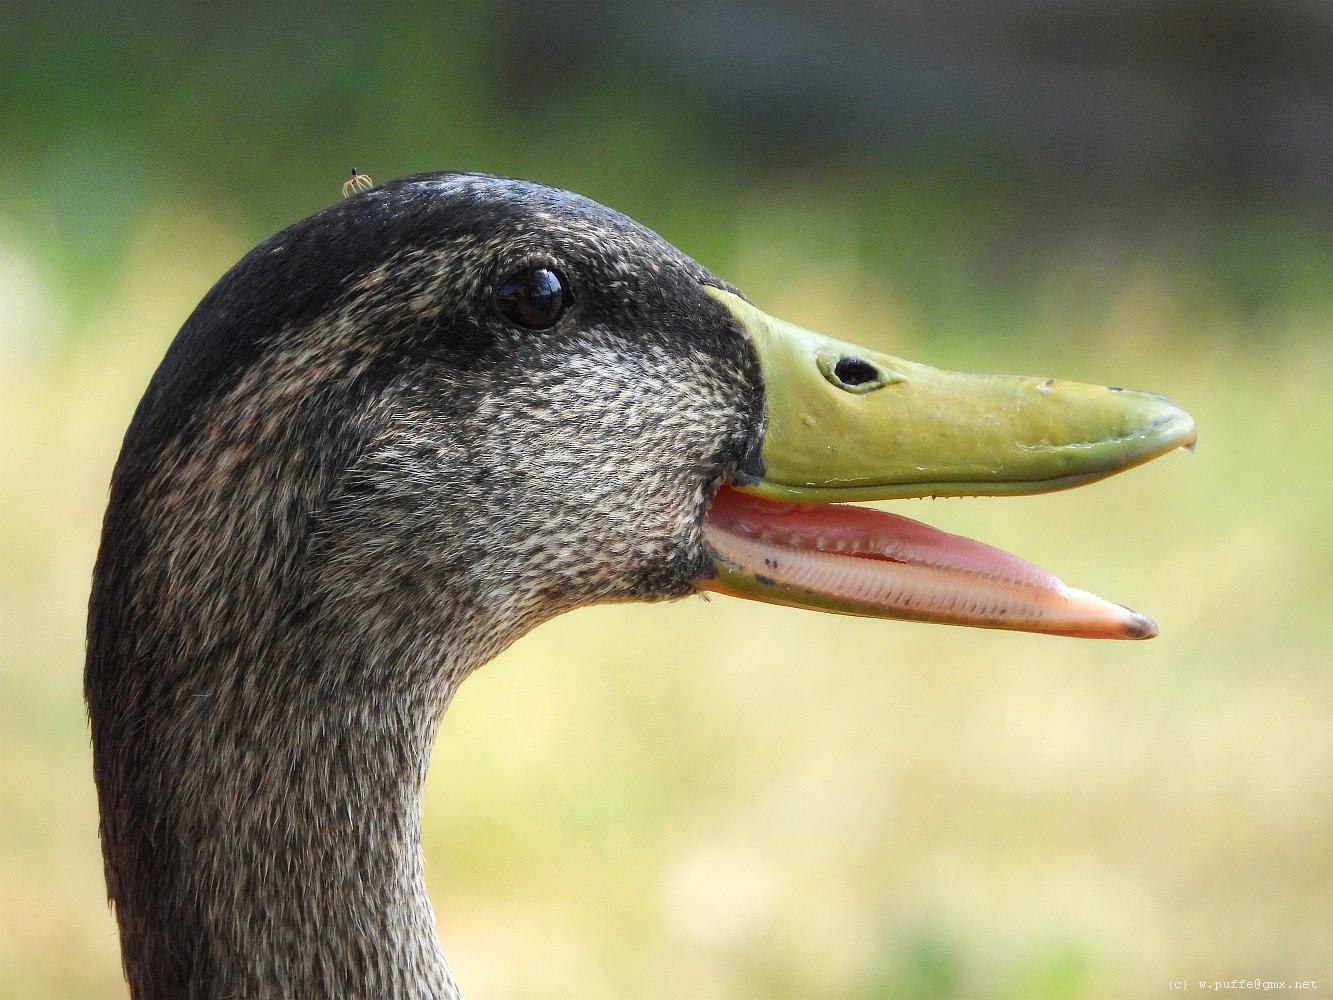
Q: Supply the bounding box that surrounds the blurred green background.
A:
[1,3,1330,998]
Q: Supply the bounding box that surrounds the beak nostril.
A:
[816,351,892,394]
[833,357,880,386]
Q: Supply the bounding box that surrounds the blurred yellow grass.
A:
[1,205,1329,999]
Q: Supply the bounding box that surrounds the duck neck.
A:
[87,326,547,998]
[84,350,488,998]
[94,635,474,1000]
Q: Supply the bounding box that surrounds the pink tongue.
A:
[706,485,1061,592]
[702,485,1157,639]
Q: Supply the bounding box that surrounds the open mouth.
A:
[702,485,1156,639]
[696,286,1195,639]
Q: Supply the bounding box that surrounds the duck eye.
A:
[495,267,570,329]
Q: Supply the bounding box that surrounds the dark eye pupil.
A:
[833,356,879,386]
[496,267,568,329]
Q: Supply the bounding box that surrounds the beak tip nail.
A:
[1123,612,1159,640]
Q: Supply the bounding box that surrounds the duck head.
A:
[96,171,1199,724]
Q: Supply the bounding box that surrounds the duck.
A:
[86,171,1195,999]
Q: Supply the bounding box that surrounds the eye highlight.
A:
[495,267,570,329]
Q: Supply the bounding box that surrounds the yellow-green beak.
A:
[701,288,1196,639]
